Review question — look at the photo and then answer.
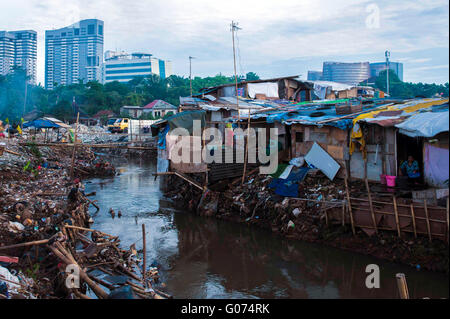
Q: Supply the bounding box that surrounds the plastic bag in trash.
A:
[289,157,305,167]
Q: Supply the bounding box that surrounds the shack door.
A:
[396,132,424,182]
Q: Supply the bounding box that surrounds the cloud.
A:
[1,0,448,84]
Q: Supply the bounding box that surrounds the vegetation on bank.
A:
[362,69,449,99]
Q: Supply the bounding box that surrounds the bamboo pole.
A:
[352,224,444,237]
[396,273,409,299]
[341,203,345,226]
[241,108,252,185]
[392,196,401,237]
[4,149,21,156]
[142,224,147,287]
[346,206,446,224]
[365,179,378,234]
[174,171,204,191]
[447,197,449,243]
[0,238,50,251]
[424,199,432,242]
[350,196,447,210]
[48,243,108,299]
[344,178,356,235]
[410,204,417,238]
[70,112,80,179]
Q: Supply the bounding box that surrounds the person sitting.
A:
[399,155,420,183]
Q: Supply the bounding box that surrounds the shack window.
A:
[295,131,304,143]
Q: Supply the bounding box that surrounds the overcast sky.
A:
[2,0,449,85]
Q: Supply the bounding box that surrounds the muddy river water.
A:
[84,158,449,299]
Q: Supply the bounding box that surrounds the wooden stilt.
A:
[344,178,355,235]
[365,179,378,234]
[393,196,401,238]
[341,202,345,226]
[396,273,409,299]
[410,203,417,238]
[142,224,147,287]
[424,199,432,242]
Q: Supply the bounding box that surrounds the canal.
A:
[84,158,449,299]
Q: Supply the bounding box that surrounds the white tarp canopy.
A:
[308,81,353,100]
[395,111,449,137]
[247,82,279,99]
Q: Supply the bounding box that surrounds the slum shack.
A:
[305,80,382,100]
[197,76,314,102]
[349,98,449,185]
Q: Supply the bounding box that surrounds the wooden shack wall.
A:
[291,124,348,178]
[349,125,396,182]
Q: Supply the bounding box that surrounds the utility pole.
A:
[189,56,195,97]
[385,50,390,96]
[231,21,241,123]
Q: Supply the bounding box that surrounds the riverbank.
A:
[0,138,165,299]
[163,170,449,273]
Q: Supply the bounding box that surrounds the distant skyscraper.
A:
[370,62,403,81]
[307,71,323,81]
[322,62,371,85]
[0,30,37,84]
[102,50,172,83]
[45,19,104,89]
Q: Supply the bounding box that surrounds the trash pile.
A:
[75,124,128,144]
[165,163,347,239]
[0,139,169,298]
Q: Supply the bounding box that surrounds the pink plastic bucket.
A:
[380,174,386,185]
[386,175,396,187]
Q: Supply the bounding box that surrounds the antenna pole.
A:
[189,56,193,97]
[231,21,240,124]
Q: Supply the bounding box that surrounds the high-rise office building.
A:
[307,70,323,81]
[102,50,172,83]
[45,19,104,89]
[0,30,37,84]
[369,62,403,81]
[322,62,371,85]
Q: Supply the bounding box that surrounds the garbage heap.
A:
[166,167,347,240]
[0,139,167,299]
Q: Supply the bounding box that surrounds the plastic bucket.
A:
[386,175,396,187]
[380,174,386,185]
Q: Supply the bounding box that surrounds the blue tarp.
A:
[157,124,170,150]
[23,119,61,129]
[268,167,310,197]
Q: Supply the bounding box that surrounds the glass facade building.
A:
[369,62,403,81]
[307,70,323,81]
[45,19,104,89]
[102,50,172,83]
[322,62,371,85]
[0,30,37,84]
